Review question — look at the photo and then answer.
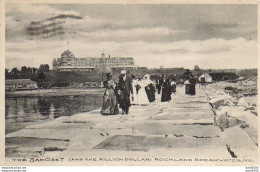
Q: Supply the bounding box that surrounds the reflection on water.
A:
[5,95,103,134]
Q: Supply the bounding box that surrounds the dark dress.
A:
[183,70,193,95]
[101,80,119,115]
[150,83,156,102]
[185,84,190,95]
[189,78,196,95]
[145,83,156,102]
[161,79,172,102]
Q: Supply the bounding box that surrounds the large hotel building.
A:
[52,49,137,71]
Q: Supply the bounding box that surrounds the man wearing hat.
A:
[118,69,133,115]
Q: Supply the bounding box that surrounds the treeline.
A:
[5,64,50,80]
[5,64,257,89]
[203,68,257,78]
[209,73,239,81]
[236,69,257,78]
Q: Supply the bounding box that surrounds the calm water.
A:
[5,95,103,134]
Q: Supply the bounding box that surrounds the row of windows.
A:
[60,59,133,63]
[68,63,134,66]
[73,60,133,62]
[62,62,134,66]
[63,61,133,65]
[72,62,132,64]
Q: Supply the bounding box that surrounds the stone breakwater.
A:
[205,84,258,158]
[5,85,258,165]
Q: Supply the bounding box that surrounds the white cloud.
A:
[5,4,257,70]
[6,4,80,16]
[77,27,183,39]
[6,4,82,41]
[63,15,136,33]
[5,16,27,42]
[5,37,257,70]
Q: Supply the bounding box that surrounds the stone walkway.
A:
[5,86,257,162]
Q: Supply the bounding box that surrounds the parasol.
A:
[94,65,112,81]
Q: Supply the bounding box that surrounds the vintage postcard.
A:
[0,0,259,166]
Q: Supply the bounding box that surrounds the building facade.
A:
[53,50,137,71]
[6,79,38,91]
[199,73,212,83]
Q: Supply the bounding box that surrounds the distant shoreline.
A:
[5,88,105,98]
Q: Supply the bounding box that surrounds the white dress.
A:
[137,80,149,105]
[131,79,138,105]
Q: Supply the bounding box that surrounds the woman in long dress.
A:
[189,76,196,95]
[161,75,172,102]
[130,75,139,105]
[100,73,119,115]
[149,80,156,102]
[137,76,150,105]
[184,80,190,95]
[144,74,156,102]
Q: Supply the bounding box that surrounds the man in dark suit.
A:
[118,70,133,115]
[156,74,164,94]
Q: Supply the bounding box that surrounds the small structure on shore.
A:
[6,79,38,91]
[199,73,212,83]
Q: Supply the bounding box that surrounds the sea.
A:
[5,94,103,134]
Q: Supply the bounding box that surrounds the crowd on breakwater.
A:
[99,69,196,115]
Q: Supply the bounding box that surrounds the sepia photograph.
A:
[2,1,259,166]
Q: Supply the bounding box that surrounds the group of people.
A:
[131,74,156,105]
[156,74,177,102]
[100,69,196,115]
[100,70,157,115]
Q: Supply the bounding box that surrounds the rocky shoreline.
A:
[208,77,257,97]
[205,84,258,155]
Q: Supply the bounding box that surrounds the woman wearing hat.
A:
[143,74,155,103]
[136,75,150,105]
[100,73,119,115]
[161,74,172,102]
[189,75,196,95]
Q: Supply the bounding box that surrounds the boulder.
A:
[209,95,236,110]
[220,126,257,159]
[228,111,257,130]
[217,106,246,115]
[210,97,225,110]
[215,112,242,131]
[223,99,235,106]
[237,97,250,108]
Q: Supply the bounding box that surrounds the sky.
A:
[5,4,258,70]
